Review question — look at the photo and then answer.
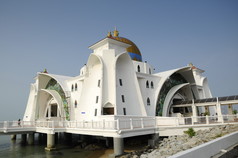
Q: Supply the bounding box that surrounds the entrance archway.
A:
[45,98,61,120]
[37,89,64,121]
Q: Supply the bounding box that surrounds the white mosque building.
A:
[23,29,213,123]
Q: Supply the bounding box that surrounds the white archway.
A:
[38,89,64,121]
[162,83,190,116]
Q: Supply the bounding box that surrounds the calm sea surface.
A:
[0,135,99,158]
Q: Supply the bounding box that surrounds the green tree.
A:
[233,110,237,114]
[184,128,196,138]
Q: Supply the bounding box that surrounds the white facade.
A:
[23,31,213,122]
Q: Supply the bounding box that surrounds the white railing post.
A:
[4,121,7,129]
[176,118,179,127]
[117,119,119,130]
[141,118,144,128]
[221,115,224,124]
[103,119,105,129]
[206,115,209,124]
[154,117,157,128]
[130,118,133,130]
[192,117,194,125]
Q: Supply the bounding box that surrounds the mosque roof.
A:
[107,29,142,62]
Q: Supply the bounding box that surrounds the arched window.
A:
[119,79,123,86]
[71,84,74,92]
[75,83,78,91]
[121,95,125,103]
[147,98,150,106]
[137,65,140,72]
[151,81,154,89]
[146,80,149,88]
[75,100,77,108]
[98,80,101,87]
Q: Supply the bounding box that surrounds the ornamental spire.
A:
[107,31,112,37]
[113,27,119,37]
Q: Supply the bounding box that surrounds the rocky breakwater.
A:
[120,124,238,158]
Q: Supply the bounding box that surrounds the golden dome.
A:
[107,29,142,62]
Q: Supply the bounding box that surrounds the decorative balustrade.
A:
[1,115,238,133]
[156,114,238,127]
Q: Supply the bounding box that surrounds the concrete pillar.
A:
[205,106,210,115]
[105,137,112,147]
[148,134,159,147]
[21,134,27,144]
[11,135,16,140]
[54,133,58,144]
[43,133,47,143]
[228,104,234,121]
[28,133,34,145]
[192,101,198,122]
[38,133,43,144]
[39,133,47,144]
[113,137,124,156]
[216,101,223,123]
[45,134,56,151]
[228,104,233,115]
[64,133,72,145]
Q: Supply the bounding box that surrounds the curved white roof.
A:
[39,73,72,92]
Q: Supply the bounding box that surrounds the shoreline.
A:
[122,124,238,158]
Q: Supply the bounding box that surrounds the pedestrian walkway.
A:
[1,114,238,137]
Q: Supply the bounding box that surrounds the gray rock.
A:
[132,155,139,158]
[128,125,238,158]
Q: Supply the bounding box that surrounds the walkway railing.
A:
[156,114,238,127]
[1,115,238,133]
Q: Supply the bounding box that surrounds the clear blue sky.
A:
[0,0,237,120]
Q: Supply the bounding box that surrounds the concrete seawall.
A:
[170,131,238,158]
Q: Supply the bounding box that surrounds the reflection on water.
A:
[0,135,95,158]
[0,133,147,158]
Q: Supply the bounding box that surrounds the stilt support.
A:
[148,134,159,147]
[21,134,27,144]
[45,134,56,151]
[28,133,34,145]
[38,133,43,144]
[11,134,16,140]
[113,137,124,156]
[64,133,72,143]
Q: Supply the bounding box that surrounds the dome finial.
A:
[43,68,48,73]
[113,27,119,37]
[107,31,112,37]
[188,63,193,67]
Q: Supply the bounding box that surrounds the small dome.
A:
[108,29,142,62]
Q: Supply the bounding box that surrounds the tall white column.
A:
[228,104,234,121]
[113,137,124,156]
[45,134,56,151]
[192,100,198,122]
[216,98,223,122]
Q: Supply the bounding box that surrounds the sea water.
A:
[0,135,97,158]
